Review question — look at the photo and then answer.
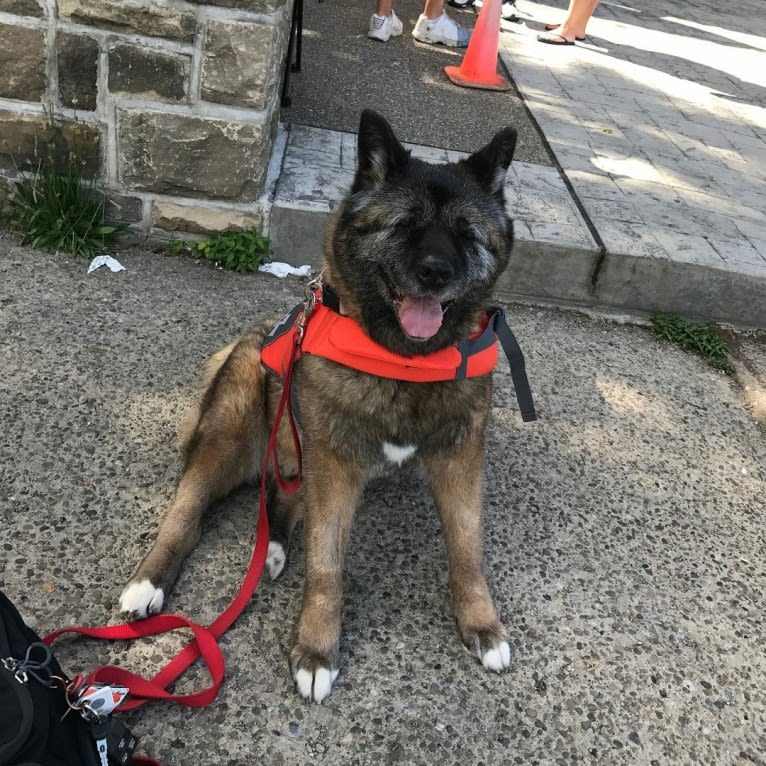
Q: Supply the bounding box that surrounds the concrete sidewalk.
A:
[268,0,766,328]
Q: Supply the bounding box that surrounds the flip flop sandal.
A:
[537,31,576,45]
[543,23,585,40]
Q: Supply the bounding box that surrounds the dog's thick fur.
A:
[119,110,518,702]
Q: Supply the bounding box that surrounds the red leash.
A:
[43,311,307,711]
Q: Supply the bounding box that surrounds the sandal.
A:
[543,23,584,40]
[537,31,575,45]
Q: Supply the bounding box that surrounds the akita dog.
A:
[119,110,527,702]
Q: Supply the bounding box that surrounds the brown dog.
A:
[119,110,520,702]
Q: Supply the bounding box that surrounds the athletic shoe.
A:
[368,10,403,42]
[473,0,518,19]
[447,0,472,7]
[412,12,471,47]
[502,2,519,20]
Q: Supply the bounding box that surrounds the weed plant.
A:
[651,313,734,375]
[168,230,271,273]
[4,110,122,258]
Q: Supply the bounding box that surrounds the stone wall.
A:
[0,0,292,237]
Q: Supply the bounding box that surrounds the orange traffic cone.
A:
[444,0,510,91]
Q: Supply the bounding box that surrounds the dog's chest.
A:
[381,442,417,466]
[295,357,491,465]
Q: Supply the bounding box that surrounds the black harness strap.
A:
[491,308,537,422]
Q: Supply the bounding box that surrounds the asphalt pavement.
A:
[1,234,764,765]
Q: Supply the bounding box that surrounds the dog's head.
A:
[325,109,517,357]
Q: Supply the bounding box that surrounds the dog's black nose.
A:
[417,255,454,289]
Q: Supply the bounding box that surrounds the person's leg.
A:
[376,0,393,16]
[423,0,443,20]
[562,0,599,37]
[541,0,599,43]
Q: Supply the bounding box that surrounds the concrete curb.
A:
[266,123,766,328]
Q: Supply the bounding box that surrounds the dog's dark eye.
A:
[455,217,477,245]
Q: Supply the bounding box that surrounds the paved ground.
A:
[1,236,764,764]
[280,0,551,162]
[2,1,765,762]
[272,0,766,328]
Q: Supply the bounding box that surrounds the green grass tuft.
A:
[4,110,123,258]
[650,313,735,375]
[168,230,271,273]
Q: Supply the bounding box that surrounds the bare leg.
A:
[423,0,444,20]
[545,0,600,42]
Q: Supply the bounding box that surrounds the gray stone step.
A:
[266,123,766,329]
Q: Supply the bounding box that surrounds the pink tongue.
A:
[397,296,443,339]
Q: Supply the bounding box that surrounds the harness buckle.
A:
[295,271,323,343]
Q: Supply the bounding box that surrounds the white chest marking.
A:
[382,442,417,466]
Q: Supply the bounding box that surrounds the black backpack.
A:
[0,590,98,766]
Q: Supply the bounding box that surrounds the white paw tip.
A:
[295,666,339,702]
[119,579,164,619]
[266,541,286,579]
[482,640,512,672]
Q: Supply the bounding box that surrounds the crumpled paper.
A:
[87,255,125,274]
[258,261,311,278]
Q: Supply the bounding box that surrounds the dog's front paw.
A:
[266,541,286,579]
[290,646,340,703]
[463,625,513,672]
[119,579,164,620]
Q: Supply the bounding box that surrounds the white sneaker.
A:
[501,2,518,20]
[412,12,471,47]
[368,11,403,42]
[473,0,518,19]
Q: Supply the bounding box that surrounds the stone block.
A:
[58,0,196,43]
[200,19,280,110]
[184,0,287,11]
[0,112,46,171]
[117,110,270,201]
[0,0,44,16]
[0,24,45,101]
[109,43,190,103]
[152,201,262,235]
[103,193,143,225]
[0,111,100,178]
[58,32,99,111]
[0,175,13,216]
[53,121,102,178]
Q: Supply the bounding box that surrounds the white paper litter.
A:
[258,261,311,278]
[87,255,125,274]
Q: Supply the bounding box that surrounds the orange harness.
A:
[260,285,537,421]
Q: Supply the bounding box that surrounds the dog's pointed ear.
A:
[353,110,409,192]
[462,127,517,199]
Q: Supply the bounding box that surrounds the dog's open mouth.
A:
[394,295,445,341]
